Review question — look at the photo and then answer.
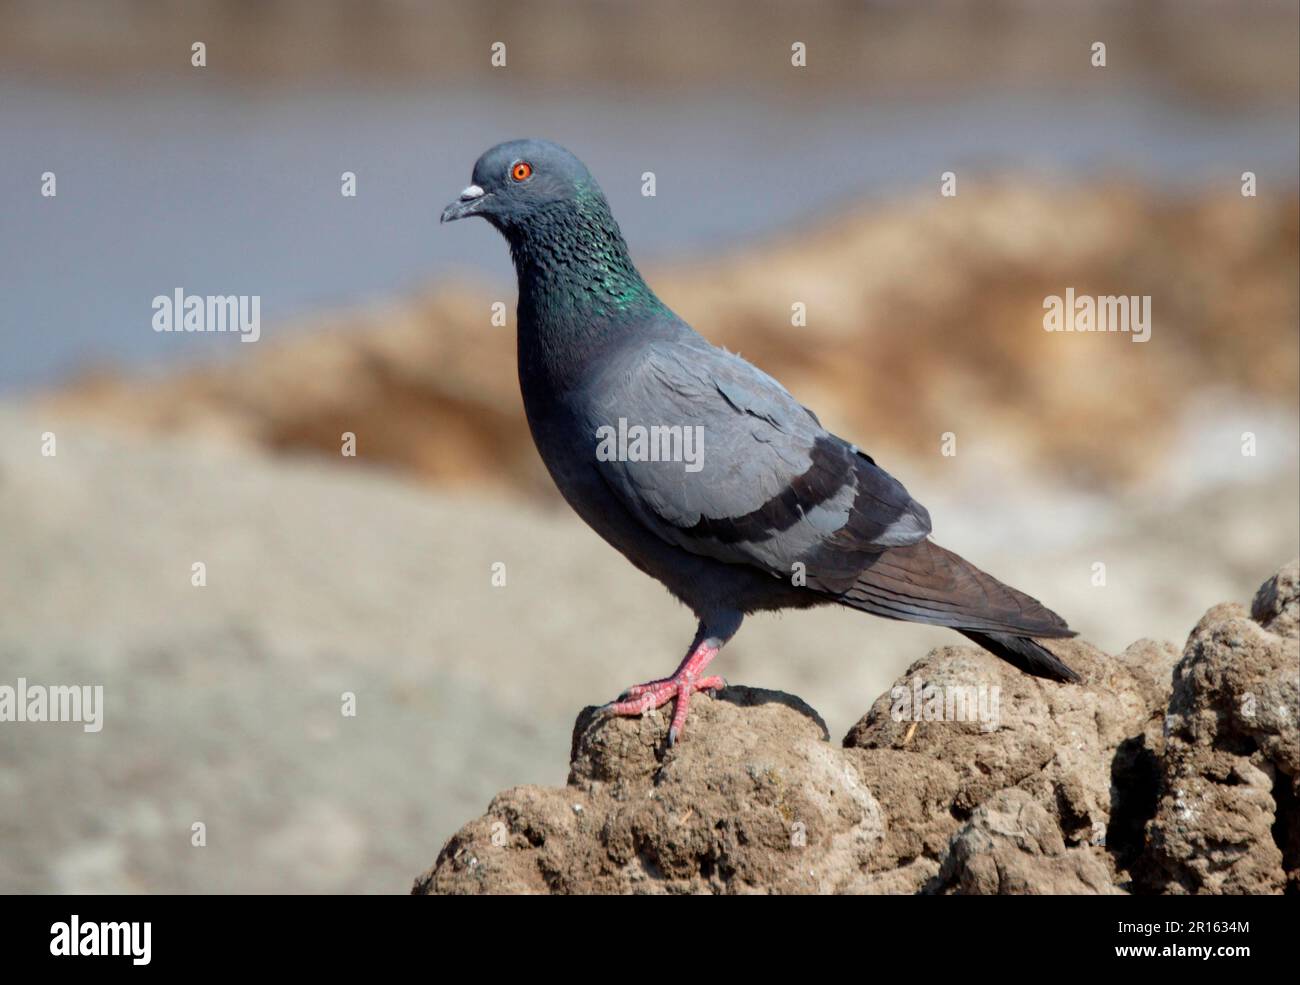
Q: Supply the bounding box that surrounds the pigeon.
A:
[442,139,1079,744]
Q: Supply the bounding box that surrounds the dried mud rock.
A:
[1142,559,1299,894]
[416,688,887,894]
[841,637,1177,894]
[415,563,1299,895]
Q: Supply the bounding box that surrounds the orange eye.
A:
[511,161,533,182]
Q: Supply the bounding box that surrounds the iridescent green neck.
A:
[507,181,665,327]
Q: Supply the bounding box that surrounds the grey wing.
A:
[588,340,932,592]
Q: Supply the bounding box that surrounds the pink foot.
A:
[601,642,726,745]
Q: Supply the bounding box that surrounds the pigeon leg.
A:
[601,614,741,745]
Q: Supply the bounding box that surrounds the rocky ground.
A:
[417,562,1299,894]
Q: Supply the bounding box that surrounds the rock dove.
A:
[442,139,1079,744]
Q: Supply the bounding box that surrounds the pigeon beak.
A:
[441,184,489,223]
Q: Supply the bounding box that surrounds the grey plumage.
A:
[443,139,1079,742]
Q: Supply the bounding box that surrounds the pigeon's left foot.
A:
[600,640,725,745]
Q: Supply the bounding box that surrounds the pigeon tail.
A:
[835,538,1080,681]
[956,629,1081,683]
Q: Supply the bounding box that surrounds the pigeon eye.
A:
[511,161,534,182]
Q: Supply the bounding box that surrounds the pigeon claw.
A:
[602,674,725,744]
[599,641,725,744]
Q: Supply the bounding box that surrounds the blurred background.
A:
[1,0,1297,893]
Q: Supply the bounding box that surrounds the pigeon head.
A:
[441,139,597,233]
[442,139,661,328]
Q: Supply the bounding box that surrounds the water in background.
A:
[2,76,1297,391]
